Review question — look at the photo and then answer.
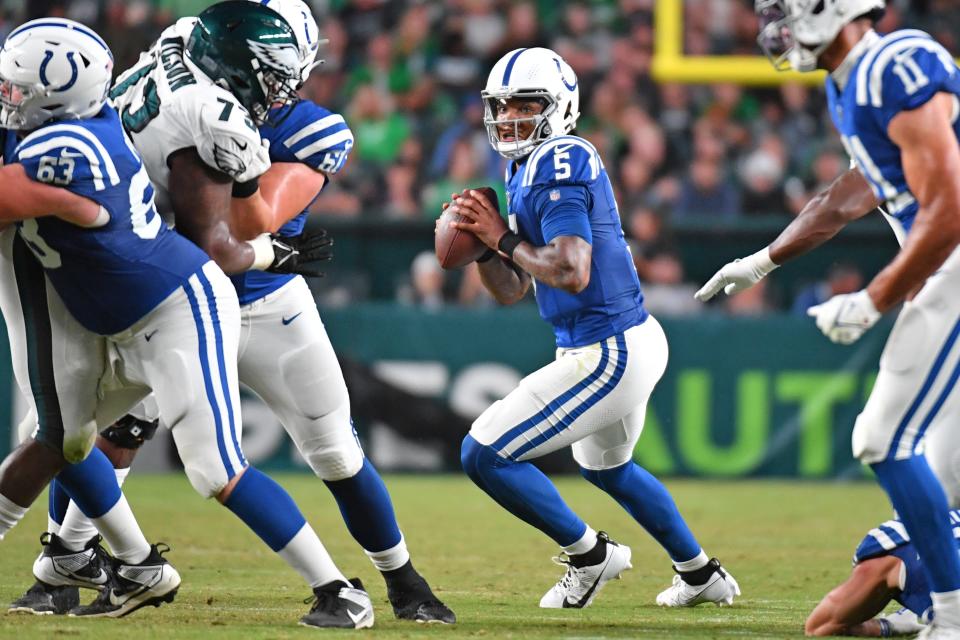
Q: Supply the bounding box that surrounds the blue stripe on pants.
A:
[183,280,235,479]
[887,314,960,460]
[509,334,628,460]
[197,269,246,468]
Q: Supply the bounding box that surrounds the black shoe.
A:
[384,561,456,624]
[32,533,111,589]
[8,580,80,615]
[300,578,374,629]
[69,543,181,618]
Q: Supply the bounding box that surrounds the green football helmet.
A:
[186,0,301,125]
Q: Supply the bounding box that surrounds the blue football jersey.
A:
[853,510,960,621]
[827,30,960,238]
[505,135,647,348]
[230,100,354,305]
[9,105,209,335]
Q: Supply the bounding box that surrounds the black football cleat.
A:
[8,580,80,615]
[384,560,456,624]
[300,578,374,629]
[69,543,180,618]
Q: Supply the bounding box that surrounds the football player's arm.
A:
[454,188,592,295]
[167,148,261,274]
[804,556,901,637]
[230,163,326,239]
[0,163,102,226]
[866,92,960,312]
[695,169,880,302]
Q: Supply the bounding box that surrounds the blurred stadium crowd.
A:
[3,0,959,313]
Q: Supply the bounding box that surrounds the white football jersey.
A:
[110,18,269,197]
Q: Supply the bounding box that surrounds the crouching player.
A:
[450,47,740,609]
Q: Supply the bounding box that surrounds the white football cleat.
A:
[656,558,739,607]
[32,533,110,590]
[539,531,632,609]
[69,543,181,617]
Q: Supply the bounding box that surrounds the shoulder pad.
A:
[15,123,121,192]
[177,85,266,180]
[522,136,603,189]
[265,101,354,174]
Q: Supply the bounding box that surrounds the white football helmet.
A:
[756,0,885,72]
[249,0,324,85]
[482,47,581,160]
[0,18,113,130]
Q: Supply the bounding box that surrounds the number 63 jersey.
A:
[5,104,209,335]
[826,29,960,241]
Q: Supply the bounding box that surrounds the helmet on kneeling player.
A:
[482,48,580,160]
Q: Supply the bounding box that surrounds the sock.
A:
[461,435,586,547]
[47,478,69,533]
[60,467,130,552]
[91,495,151,564]
[0,493,29,540]
[581,462,702,562]
[225,467,344,587]
[872,456,960,602]
[278,524,348,588]
[932,590,960,629]
[324,459,403,554]
[674,550,710,573]
[677,555,717,586]
[365,536,411,572]
[562,527,598,556]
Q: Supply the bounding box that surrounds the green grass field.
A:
[0,474,892,639]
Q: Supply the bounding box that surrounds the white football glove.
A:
[807,290,881,345]
[695,247,779,302]
[877,608,925,636]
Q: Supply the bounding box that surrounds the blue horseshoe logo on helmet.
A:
[553,58,577,91]
[39,50,79,93]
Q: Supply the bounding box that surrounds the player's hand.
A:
[807,290,881,345]
[266,228,333,278]
[452,188,508,250]
[695,248,779,301]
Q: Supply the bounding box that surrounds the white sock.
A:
[674,550,709,572]
[365,535,410,572]
[933,589,960,629]
[91,494,150,564]
[0,493,28,540]
[278,524,348,589]
[58,468,131,552]
[47,516,61,536]
[562,527,598,556]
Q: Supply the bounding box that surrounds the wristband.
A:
[755,246,779,274]
[497,231,523,258]
[877,618,891,637]
[477,248,496,263]
[247,234,275,270]
[232,177,260,199]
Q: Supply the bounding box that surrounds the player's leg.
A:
[573,317,738,606]
[237,277,453,622]
[119,263,371,628]
[852,250,960,631]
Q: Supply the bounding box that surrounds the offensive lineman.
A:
[697,1,960,637]
[450,47,740,609]
[12,0,455,624]
[0,9,375,628]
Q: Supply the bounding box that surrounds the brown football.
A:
[435,187,500,270]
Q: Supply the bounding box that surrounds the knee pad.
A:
[100,415,159,451]
[182,462,230,499]
[298,420,364,481]
[461,434,510,484]
[851,411,894,464]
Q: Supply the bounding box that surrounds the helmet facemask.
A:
[0,79,47,130]
[756,0,820,72]
[482,89,557,160]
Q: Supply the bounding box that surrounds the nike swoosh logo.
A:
[60,149,83,158]
[145,330,158,341]
[554,144,575,155]
[235,139,248,151]
[281,312,302,326]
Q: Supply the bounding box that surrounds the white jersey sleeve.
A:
[110,19,270,193]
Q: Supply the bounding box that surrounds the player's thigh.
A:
[0,230,103,461]
[116,263,245,496]
[571,402,648,470]
[471,317,668,462]
[238,278,359,478]
[854,251,960,464]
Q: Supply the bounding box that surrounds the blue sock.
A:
[324,459,402,553]
[47,478,70,527]
[224,467,307,552]
[461,435,586,546]
[55,448,121,519]
[581,462,701,562]
[872,456,960,593]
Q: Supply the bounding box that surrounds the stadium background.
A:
[1,0,956,479]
